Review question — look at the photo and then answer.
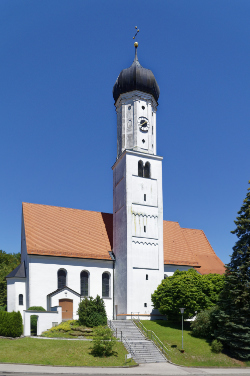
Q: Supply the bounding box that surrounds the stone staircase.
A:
[110,320,167,364]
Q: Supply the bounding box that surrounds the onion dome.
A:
[113,44,160,104]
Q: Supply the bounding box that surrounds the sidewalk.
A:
[0,363,250,375]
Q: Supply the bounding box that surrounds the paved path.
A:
[0,363,250,375]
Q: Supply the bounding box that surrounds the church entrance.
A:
[59,299,73,320]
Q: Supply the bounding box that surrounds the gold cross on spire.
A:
[133,26,139,47]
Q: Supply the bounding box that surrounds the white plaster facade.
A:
[23,307,62,336]
[113,86,164,317]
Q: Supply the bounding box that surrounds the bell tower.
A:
[112,43,164,318]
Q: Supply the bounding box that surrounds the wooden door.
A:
[59,299,73,320]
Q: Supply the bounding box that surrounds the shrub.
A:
[78,295,107,327]
[211,339,223,353]
[0,311,23,337]
[48,320,76,333]
[91,326,116,356]
[0,305,6,312]
[190,306,218,338]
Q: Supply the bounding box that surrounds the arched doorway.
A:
[59,299,73,320]
[30,315,38,336]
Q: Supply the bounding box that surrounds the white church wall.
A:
[23,306,62,336]
[113,148,164,317]
[126,152,164,316]
[164,264,194,277]
[50,290,80,320]
[28,255,113,319]
[7,278,26,318]
[113,154,128,317]
[127,268,162,317]
[21,215,29,310]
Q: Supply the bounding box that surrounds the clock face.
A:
[138,117,149,132]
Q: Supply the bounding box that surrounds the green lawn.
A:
[141,320,250,368]
[0,337,136,367]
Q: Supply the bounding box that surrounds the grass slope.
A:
[0,338,136,367]
[141,320,250,368]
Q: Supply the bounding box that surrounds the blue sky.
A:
[0,0,249,264]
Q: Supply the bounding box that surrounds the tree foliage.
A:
[151,269,224,320]
[190,306,219,338]
[78,295,107,327]
[90,326,116,356]
[0,250,21,307]
[213,181,250,360]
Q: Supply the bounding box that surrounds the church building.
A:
[7,43,224,321]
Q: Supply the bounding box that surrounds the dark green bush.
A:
[211,339,223,353]
[78,295,107,327]
[0,305,6,312]
[90,326,116,356]
[27,306,46,311]
[0,311,23,337]
[190,306,219,338]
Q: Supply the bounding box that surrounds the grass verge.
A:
[141,320,250,368]
[0,337,136,367]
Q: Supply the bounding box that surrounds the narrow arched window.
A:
[144,162,150,178]
[102,272,110,298]
[19,294,23,305]
[58,269,67,289]
[80,271,89,296]
[138,160,143,177]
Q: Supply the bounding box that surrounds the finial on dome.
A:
[134,41,138,48]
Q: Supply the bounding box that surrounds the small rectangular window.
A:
[144,194,146,201]
[146,274,148,280]
[152,126,154,135]
[144,226,146,232]
[144,303,147,307]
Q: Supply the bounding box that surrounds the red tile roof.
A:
[22,202,224,274]
[163,221,199,267]
[181,228,225,275]
[23,203,113,260]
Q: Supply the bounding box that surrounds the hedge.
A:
[0,311,23,337]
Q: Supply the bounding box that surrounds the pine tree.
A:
[214,180,250,360]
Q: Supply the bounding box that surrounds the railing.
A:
[133,319,171,362]
[108,320,136,361]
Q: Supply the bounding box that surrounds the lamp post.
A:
[179,308,185,351]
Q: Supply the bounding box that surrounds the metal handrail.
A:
[133,319,171,362]
[108,320,136,361]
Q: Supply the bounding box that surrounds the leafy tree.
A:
[151,269,224,321]
[213,181,250,360]
[78,295,107,327]
[0,250,21,307]
[190,306,219,338]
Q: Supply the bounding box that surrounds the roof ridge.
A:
[22,202,112,216]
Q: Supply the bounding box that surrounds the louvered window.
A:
[138,161,143,177]
[81,271,89,296]
[58,269,67,289]
[144,162,150,178]
[102,272,110,298]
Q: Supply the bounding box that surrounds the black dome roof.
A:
[113,48,160,103]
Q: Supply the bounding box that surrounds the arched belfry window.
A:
[58,269,67,289]
[19,294,23,305]
[138,160,143,177]
[80,271,89,296]
[102,272,110,298]
[144,162,150,179]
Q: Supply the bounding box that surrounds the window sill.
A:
[102,297,112,299]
